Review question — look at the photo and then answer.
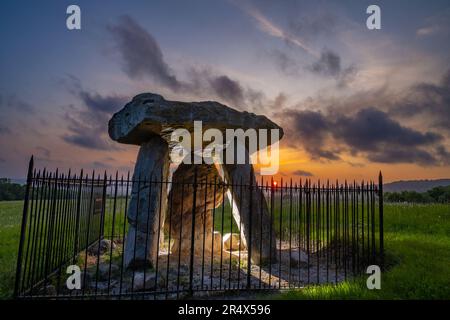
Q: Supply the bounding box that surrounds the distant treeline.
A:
[384,185,450,203]
[0,179,26,201]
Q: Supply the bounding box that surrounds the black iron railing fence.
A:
[15,157,384,299]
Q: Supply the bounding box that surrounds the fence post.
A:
[100,171,108,239]
[14,156,34,298]
[44,169,59,283]
[247,169,253,290]
[189,166,198,295]
[378,171,384,269]
[72,169,83,264]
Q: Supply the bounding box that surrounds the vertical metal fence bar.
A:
[165,175,173,297]
[247,173,253,290]
[154,170,165,297]
[108,172,119,293]
[326,180,330,282]
[37,171,52,290]
[370,182,376,263]
[188,167,198,295]
[72,170,84,264]
[82,171,95,295]
[268,178,274,287]
[306,180,310,285]
[142,174,153,294]
[379,172,384,269]
[316,181,320,284]
[228,180,234,289]
[238,176,243,289]
[118,172,129,298]
[14,156,34,298]
[43,169,58,288]
[219,181,225,290]
[20,168,36,294]
[210,177,217,290]
[288,179,293,287]
[94,172,108,296]
[201,177,208,290]
[176,177,185,298]
[278,178,282,289]
[298,180,302,285]
[258,177,263,289]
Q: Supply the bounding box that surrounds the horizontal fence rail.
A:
[15,158,384,299]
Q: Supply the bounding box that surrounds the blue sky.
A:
[0,0,449,181]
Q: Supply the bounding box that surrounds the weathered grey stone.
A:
[165,162,224,261]
[108,93,283,146]
[220,153,277,265]
[87,239,116,256]
[130,271,164,291]
[124,136,170,269]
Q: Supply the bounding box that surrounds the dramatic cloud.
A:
[292,170,314,177]
[108,15,183,91]
[311,50,341,76]
[390,69,450,133]
[61,79,128,150]
[209,75,245,106]
[78,92,128,114]
[108,15,262,109]
[278,107,448,166]
[278,109,341,160]
[333,108,442,152]
[309,49,356,86]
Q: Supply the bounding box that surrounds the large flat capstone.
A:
[108,93,283,146]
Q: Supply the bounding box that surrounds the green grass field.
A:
[0,201,449,299]
[277,203,450,299]
[0,201,23,299]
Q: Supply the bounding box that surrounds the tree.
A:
[0,180,26,201]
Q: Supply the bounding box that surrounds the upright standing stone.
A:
[220,149,277,265]
[165,161,224,262]
[124,136,169,269]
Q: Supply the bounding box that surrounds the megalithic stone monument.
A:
[108,93,283,269]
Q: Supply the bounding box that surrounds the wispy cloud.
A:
[416,9,450,37]
[416,25,440,37]
[241,5,318,57]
